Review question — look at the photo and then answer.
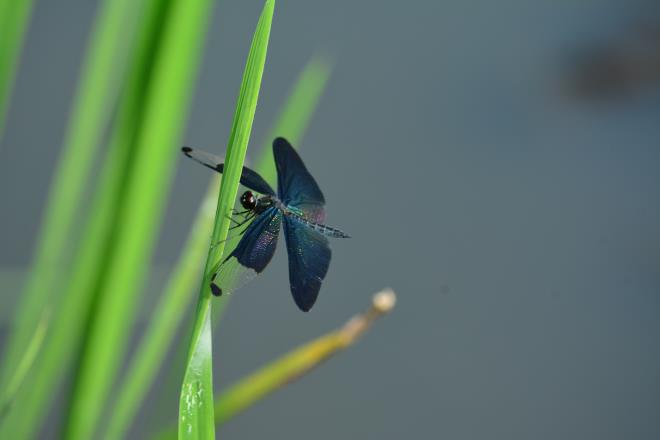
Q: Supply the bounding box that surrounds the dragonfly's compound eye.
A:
[240,191,257,210]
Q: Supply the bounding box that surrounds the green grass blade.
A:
[0,129,136,439]
[0,0,34,141]
[0,0,140,387]
[104,177,219,440]
[0,1,175,438]
[63,0,215,438]
[179,1,274,438]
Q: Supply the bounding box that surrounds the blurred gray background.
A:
[2,0,660,439]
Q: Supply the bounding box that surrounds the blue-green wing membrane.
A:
[211,207,282,296]
[283,215,331,311]
[273,137,326,222]
[182,146,275,195]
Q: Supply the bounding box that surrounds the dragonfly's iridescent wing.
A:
[273,138,326,222]
[182,146,275,195]
[211,207,282,296]
[283,215,331,311]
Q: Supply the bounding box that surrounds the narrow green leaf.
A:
[0,1,148,438]
[179,1,275,438]
[0,0,35,140]
[0,0,141,386]
[63,0,214,438]
[104,177,219,440]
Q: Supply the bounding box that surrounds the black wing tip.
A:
[181,146,192,155]
[210,283,223,297]
[297,302,313,312]
[273,137,293,150]
[336,229,351,238]
[292,288,320,312]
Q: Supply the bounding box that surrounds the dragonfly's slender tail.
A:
[290,215,350,238]
[321,226,350,239]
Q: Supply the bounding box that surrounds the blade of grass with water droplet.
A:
[178,1,274,438]
[103,176,219,440]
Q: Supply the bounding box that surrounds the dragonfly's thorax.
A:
[254,194,277,215]
[259,197,306,220]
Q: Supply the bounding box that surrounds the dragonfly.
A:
[182,137,350,312]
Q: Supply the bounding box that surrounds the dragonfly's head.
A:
[240,191,257,211]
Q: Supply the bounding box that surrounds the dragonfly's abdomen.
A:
[287,213,350,238]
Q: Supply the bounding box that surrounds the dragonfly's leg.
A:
[226,208,253,226]
[208,215,254,251]
[229,213,255,231]
[210,234,237,250]
[225,214,244,226]
[209,219,252,250]
[238,219,253,235]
